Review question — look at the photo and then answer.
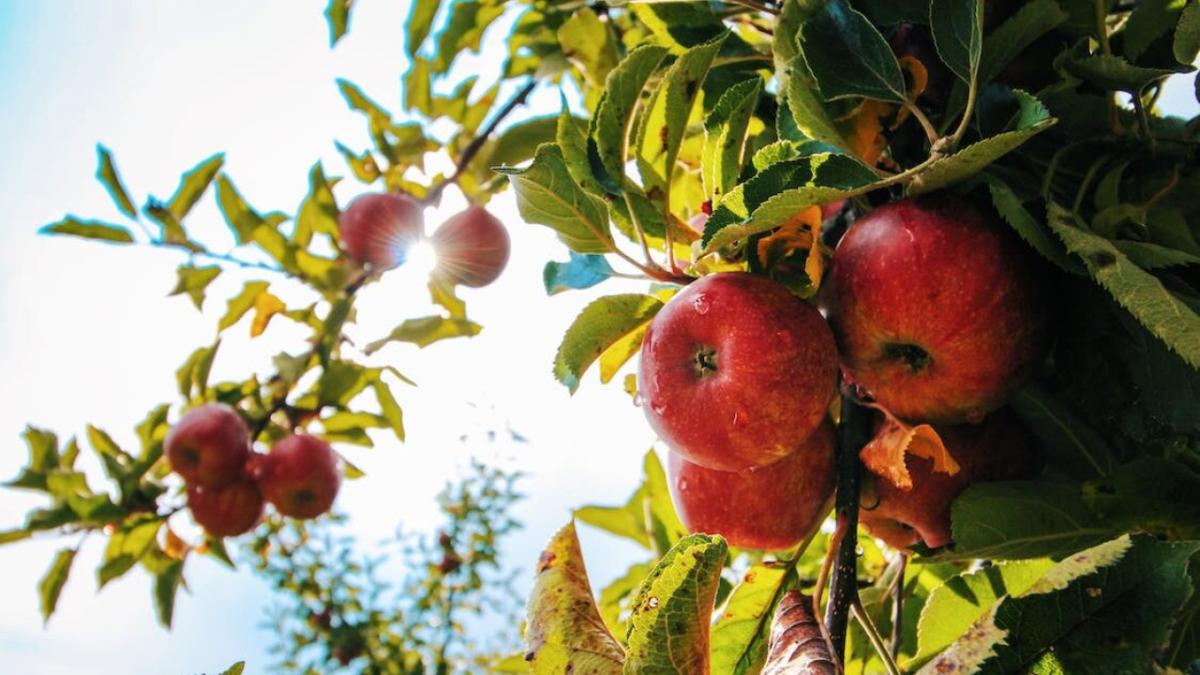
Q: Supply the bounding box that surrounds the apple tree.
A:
[5,0,1200,674]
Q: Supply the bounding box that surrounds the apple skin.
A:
[338,192,425,269]
[823,195,1051,424]
[165,404,251,488]
[859,409,1042,550]
[255,434,341,519]
[187,479,264,537]
[430,205,510,288]
[668,420,836,550]
[640,272,838,471]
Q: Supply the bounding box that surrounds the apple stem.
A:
[824,392,873,663]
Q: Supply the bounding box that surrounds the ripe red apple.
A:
[254,434,340,519]
[668,420,836,550]
[338,192,425,269]
[187,479,264,537]
[823,195,1051,424]
[859,409,1042,550]
[165,404,251,488]
[430,205,510,287]
[640,272,838,471]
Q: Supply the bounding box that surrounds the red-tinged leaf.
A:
[761,591,836,675]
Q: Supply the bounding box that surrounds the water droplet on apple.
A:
[651,401,667,415]
[692,294,710,315]
[678,479,689,491]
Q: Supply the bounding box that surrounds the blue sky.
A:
[0,2,650,673]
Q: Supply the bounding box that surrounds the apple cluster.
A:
[644,195,1050,551]
[165,404,341,537]
[338,192,510,288]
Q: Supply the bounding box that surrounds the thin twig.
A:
[890,553,908,661]
[825,392,871,663]
[150,241,288,274]
[424,79,538,205]
[852,600,902,675]
[903,100,940,147]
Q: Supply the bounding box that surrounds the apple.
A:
[255,434,341,519]
[823,195,1051,424]
[187,479,264,537]
[430,205,510,287]
[165,404,251,487]
[668,420,836,550]
[338,192,425,269]
[858,409,1042,550]
[639,272,838,471]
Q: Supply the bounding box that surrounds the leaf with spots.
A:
[1047,203,1200,369]
[589,45,669,192]
[702,78,763,204]
[623,534,727,674]
[711,564,792,675]
[523,521,625,675]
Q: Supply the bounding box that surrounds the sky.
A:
[1,3,1197,675]
[0,2,653,673]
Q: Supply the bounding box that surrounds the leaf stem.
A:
[722,0,780,16]
[890,553,908,660]
[149,240,288,274]
[903,100,940,147]
[852,599,902,675]
[945,77,978,151]
[423,79,538,205]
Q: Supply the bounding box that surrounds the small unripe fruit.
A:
[338,192,425,269]
[430,205,510,287]
[255,434,340,519]
[187,479,264,537]
[668,420,836,550]
[165,404,251,488]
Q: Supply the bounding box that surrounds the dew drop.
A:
[678,479,689,492]
[855,544,865,556]
[692,294,710,315]
[651,401,668,416]
[648,596,659,609]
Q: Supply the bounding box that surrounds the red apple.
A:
[430,205,510,287]
[165,404,250,488]
[669,420,836,550]
[859,409,1042,550]
[255,434,340,519]
[187,479,264,537]
[338,192,425,269]
[640,272,838,471]
[823,195,1051,424]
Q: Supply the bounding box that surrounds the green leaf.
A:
[523,521,625,674]
[218,281,269,332]
[363,316,482,354]
[1175,1,1200,64]
[543,253,616,295]
[910,95,1056,195]
[176,340,221,400]
[1064,53,1192,93]
[1047,203,1200,369]
[40,217,134,244]
[322,411,387,434]
[921,535,1200,674]
[703,78,763,204]
[1008,384,1116,480]
[406,0,441,56]
[315,360,367,408]
[948,481,1115,560]
[1166,558,1200,669]
[589,45,670,191]
[94,144,138,219]
[87,424,135,482]
[800,0,907,102]
[433,0,505,73]
[153,558,184,628]
[553,294,663,393]
[0,530,31,545]
[295,163,340,245]
[930,0,983,84]
[215,174,266,245]
[24,426,60,473]
[851,0,930,25]
[39,548,77,623]
[166,153,224,221]
[703,154,879,253]
[99,515,163,588]
[557,7,621,87]
[623,534,727,674]
[324,0,351,46]
[371,379,405,442]
[635,32,727,196]
[486,115,560,170]
[557,101,605,196]
[911,559,1055,667]
[169,264,221,310]
[984,176,1079,273]
[498,144,614,254]
[710,564,792,675]
[1112,239,1200,269]
[599,562,655,636]
[1123,0,1186,61]
[335,142,379,183]
[977,0,1067,87]
[1082,457,1200,540]
[218,662,246,675]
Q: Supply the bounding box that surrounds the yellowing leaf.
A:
[250,291,286,338]
[163,527,189,561]
[524,521,625,674]
[842,99,892,166]
[860,415,958,490]
[756,206,828,289]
